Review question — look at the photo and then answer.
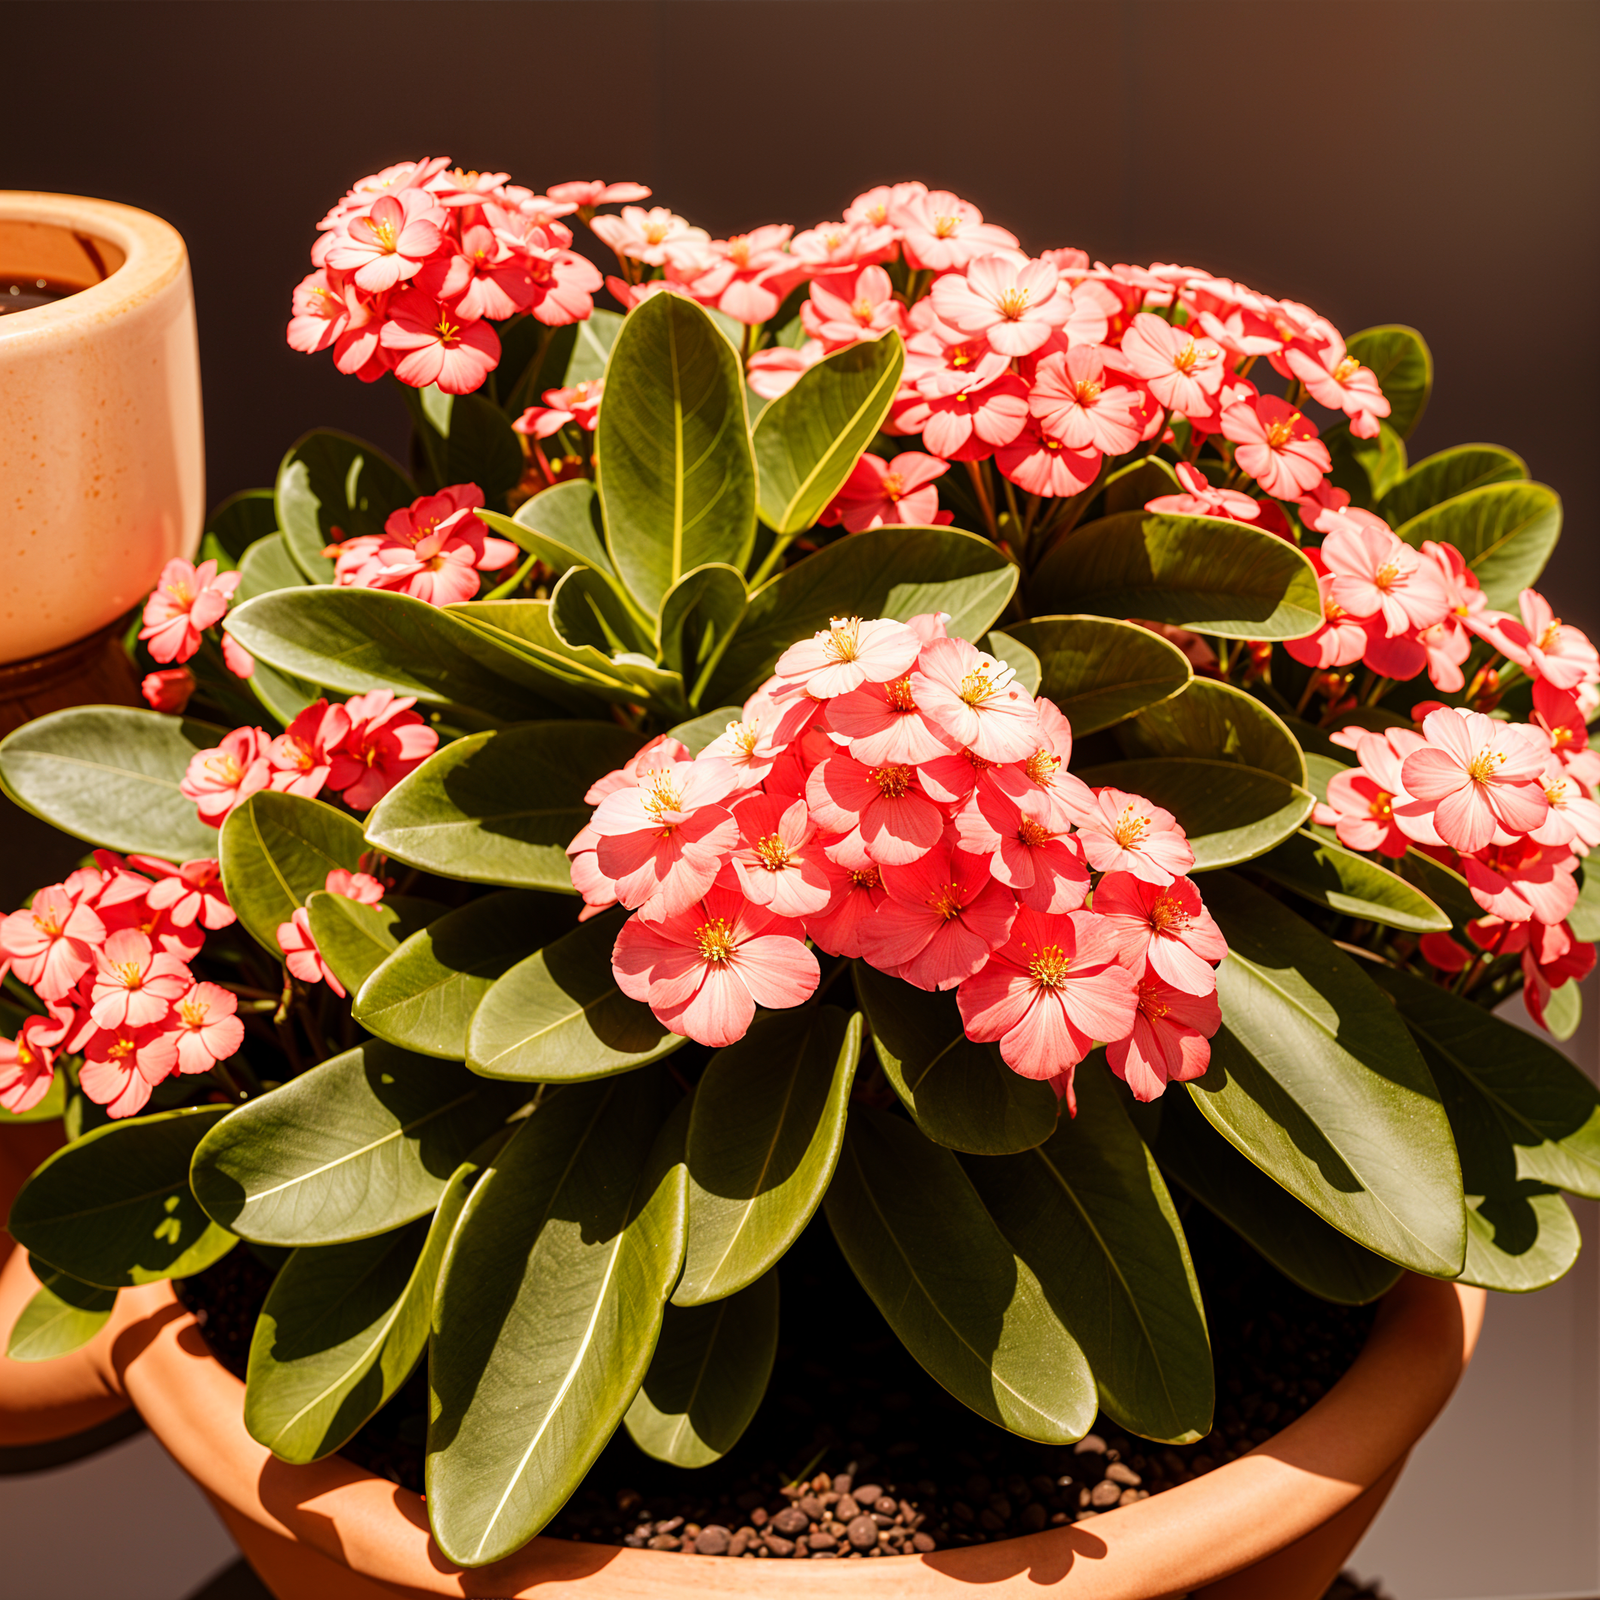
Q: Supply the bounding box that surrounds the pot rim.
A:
[0,191,186,349]
[0,1249,1480,1600]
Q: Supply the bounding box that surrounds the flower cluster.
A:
[568,614,1227,1108]
[288,159,632,393]
[276,868,387,999]
[0,852,240,1118]
[137,556,252,712]
[329,483,520,606]
[179,690,439,825]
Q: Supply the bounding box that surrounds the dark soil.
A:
[177,1198,1382,1576]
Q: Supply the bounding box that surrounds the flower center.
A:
[933,213,960,239]
[165,580,194,606]
[1017,817,1052,848]
[432,315,462,347]
[178,996,209,1027]
[880,472,904,500]
[1467,747,1506,785]
[108,1036,136,1060]
[32,907,63,938]
[752,833,792,871]
[727,237,752,268]
[694,917,737,964]
[1137,979,1168,1019]
[640,772,684,822]
[1539,620,1562,650]
[822,616,862,663]
[365,217,398,252]
[885,676,917,713]
[205,753,244,786]
[1024,749,1060,786]
[1074,379,1103,405]
[1148,894,1189,933]
[1368,790,1394,820]
[928,882,965,920]
[645,220,670,244]
[1027,943,1072,989]
[113,960,145,988]
[996,287,1031,319]
[726,719,761,759]
[852,297,877,324]
[1266,415,1299,449]
[1112,806,1152,849]
[848,865,881,891]
[1172,340,1199,373]
[1333,356,1361,383]
[1374,558,1401,589]
[870,764,913,798]
[959,661,1014,707]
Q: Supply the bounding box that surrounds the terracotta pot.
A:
[0,1230,1483,1600]
[0,191,204,666]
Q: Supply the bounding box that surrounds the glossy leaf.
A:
[232,536,322,722]
[704,526,1018,706]
[276,430,414,585]
[244,1162,474,1463]
[1101,457,1181,517]
[1129,1084,1403,1305]
[825,1107,1095,1444]
[1027,511,1322,640]
[1250,830,1450,933]
[427,1071,686,1566]
[596,293,758,613]
[1005,616,1190,735]
[1398,849,1480,930]
[415,390,524,505]
[983,629,1041,696]
[1566,864,1600,943]
[6,1264,117,1361]
[1077,758,1313,871]
[0,706,227,862]
[854,962,1058,1156]
[658,564,749,707]
[751,333,904,535]
[190,1041,523,1246]
[219,790,367,955]
[1195,874,1464,1275]
[1346,325,1432,439]
[549,565,656,659]
[356,891,578,1061]
[1115,677,1306,786]
[10,1106,236,1288]
[963,1065,1212,1445]
[667,706,744,756]
[304,891,443,999]
[564,307,624,386]
[624,1270,780,1468]
[1395,481,1561,611]
[676,1008,861,1306]
[1375,444,1527,528]
[467,910,682,1083]
[363,721,643,887]
[1325,421,1408,509]
[200,487,277,569]
[491,483,617,581]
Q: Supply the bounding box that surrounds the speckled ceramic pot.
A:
[0,192,203,664]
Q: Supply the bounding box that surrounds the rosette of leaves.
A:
[4,305,1598,1572]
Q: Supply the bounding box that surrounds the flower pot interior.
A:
[0,217,125,309]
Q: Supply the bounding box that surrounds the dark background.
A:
[3,0,1596,633]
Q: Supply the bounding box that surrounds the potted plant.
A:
[1,160,1592,1599]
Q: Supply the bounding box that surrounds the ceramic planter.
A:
[0,1227,1483,1600]
[0,191,203,667]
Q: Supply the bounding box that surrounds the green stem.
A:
[965,459,1000,542]
[483,550,541,601]
[748,534,793,588]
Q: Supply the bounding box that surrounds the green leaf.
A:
[676,1008,860,1306]
[1101,457,1181,517]
[190,1041,523,1246]
[1250,830,1450,933]
[202,488,278,568]
[751,333,904,535]
[6,1263,117,1361]
[1077,758,1313,871]
[1543,979,1582,1044]
[409,390,524,505]
[1194,874,1464,1275]
[1375,444,1527,528]
[704,526,1018,706]
[595,293,758,613]
[219,791,367,956]
[356,891,579,1061]
[1395,481,1562,611]
[1398,849,1480,930]
[853,963,1058,1156]
[276,430,415,585]
[1027,511,1322,640]
[624,1270,780,1468]
[363,721,643,887]
[983,629,1041,696]
[466,910,683,1083]
[962,1065,1212,1445]
[1128,1084,1402,1305]
[825,1107,1095,1444]
[0,706,227,861]
[244,1161,474,1463]
[667,706,744,756]
[427,1071,686,1566]
[658,564,749,708]
[1324,420,1408,509]
[493,482,617,580]
[1005,616,1191,735]
[10,1107,236,1288]
[1346,325,1432,440]
[1566,863,1600,942]
[1114,677,1306,786]
[304,891,442,999]
[1367,966,1600,1201]
[564,308,624,386]
[231,537,322,722]
[549,565,656,659]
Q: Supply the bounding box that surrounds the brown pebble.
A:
[952,1501,975,1524]
[812,1473,831,1493]
[832,1473,853,1495]
[656,1516,684,1534]
[812,1550,838,1559]
[616,1489,641,1514]
[1049,1512,1069,1527]
[695,1527,729,1556]
[1020,1503,1048,1532]
[988,1495,1013,1520]
[873,1495,898,1517]
[773,1506,809,1537]
[728,1532,749,1557]
[799,1495,826,1522]
[846,1515,878,1551]
[1118,1489,1141,1507]
[1090,1481,1122,1508]
[648,1534,681,1551]
[835,1494,860,1521]
[854,1484,884,1505]
[1074,1434,1107,1455]
[763,1533,795,1557]
[809,1531,838,1551]
[750,1507,768,1528]
[1106,1463,1141,1487]
[912,1531,936,1553]
[977,1510,1004,1532]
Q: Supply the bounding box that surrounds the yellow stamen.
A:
[1027,943,1072,989]
[751,834,792,872]
[1112,806,1152,850]
[928,882,965,920]
[871,764,913,798]
[695,918,737,963]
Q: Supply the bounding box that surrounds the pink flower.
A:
[807,861,888,959]
[1073,787,1195,884]
[789,220,897,276]
[88,928,191,1029]
[746,341,825,401]
[1105,977,1221,1102]
[1320,519,1449,637]
[1093,872,1226,995]
[133,856,235,930]
[827,673,953,766]
[167,982,245,1076]
[1533,680,1600,788]
[724,793,832,918]
[995,419,1099,498]
[590,206,706,265]
[325,692,439,811]
[1315,747,1412,859]
[818,452,951,533]
[687,225,802,325]
[1283,562,1371,670]
[1398,708,1550,854]
[380,291,501,395]
[415,224,530,322]
[956,906,1139,1109]
[1530,767,1600,853]
[894,368,1029,462]
[1461,841,1579,927]
[955,786,1090,915]
[141,667,196,714]
[700,715,781,791]
[590,758,741,919]
[1118,314,1226,417]
[547,179,652,208]
[800,266,907,351]
[78,1023,178,1119]
[929,254,1069,357]
[0,886,105,1001]
[1491,590,1600,692]
[775,616,921,699]
[513,379,604,438]
[498,231,604,327]
[911,637,1039,763]
[612,888,818,1047]
[872,839,1020,991]
[287,269,354,355]
[1145,461,1263,523]
[1419,931,1472,973]
[222,633,256,679]
[139,558,242,665]
[1221,396,1330,499]
[1286,332,1390,439]
[277,906,345,998]
[267,700,353,798]
[181,727,273,826]
[806,753,946,867]
[892,190,1019,273]
[324,190,446,294]
[0,1017,59,1115]
[325,868,386,904]
[1520,921,1597,1033]
[1027,347,1144,457]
